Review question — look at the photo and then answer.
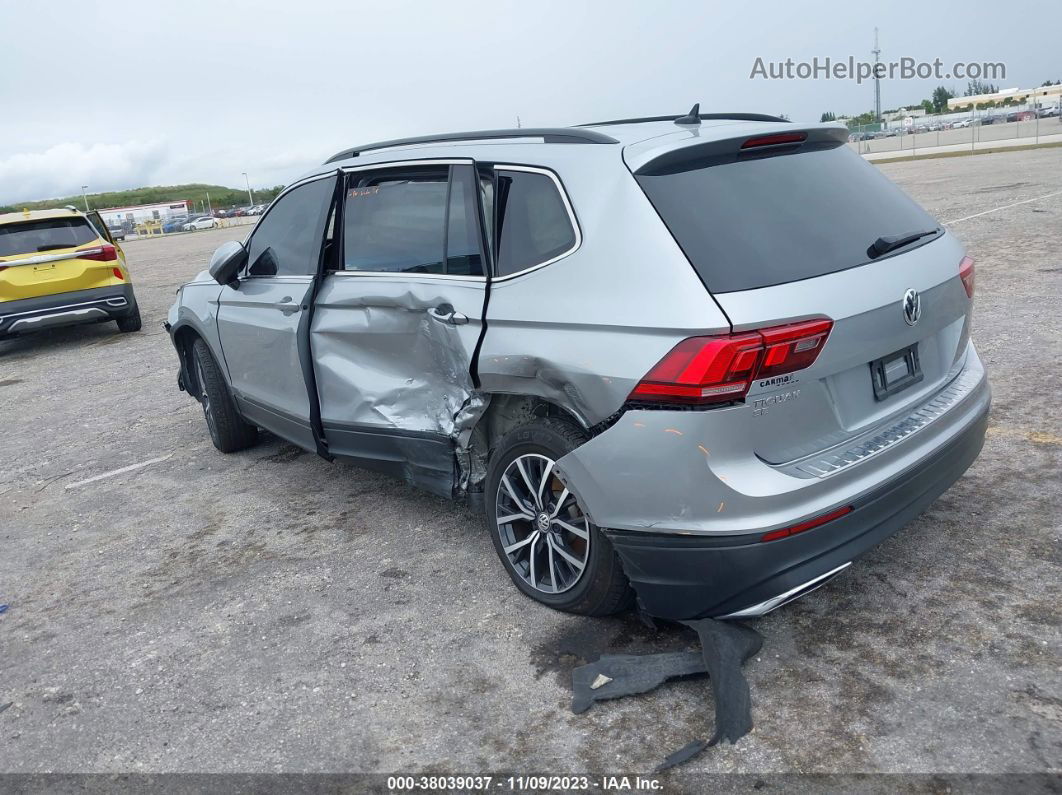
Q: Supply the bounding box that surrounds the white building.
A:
[98,201,189,227]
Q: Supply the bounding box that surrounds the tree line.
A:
[820,78,1060,126]
[0,183,287,215]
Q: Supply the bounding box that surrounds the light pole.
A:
[242,173,254,207]
[81,185,89,212]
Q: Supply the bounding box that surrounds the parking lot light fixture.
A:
[243,172,255,208]
[81,185,89,211]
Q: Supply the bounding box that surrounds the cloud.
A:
[0,140,168,205]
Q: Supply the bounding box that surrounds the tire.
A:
[484,418,633,616]
[191,337,258,453]
[116,304,142,333]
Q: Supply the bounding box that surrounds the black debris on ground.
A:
[571,650,706,713]
[681,618,763,747]
[653,739,710,773]
[570,618,764,772]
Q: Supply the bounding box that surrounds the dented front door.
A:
[310,162,488,496]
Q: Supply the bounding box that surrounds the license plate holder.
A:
[870,344,922,401]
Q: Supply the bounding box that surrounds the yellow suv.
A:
[0,207,141,339]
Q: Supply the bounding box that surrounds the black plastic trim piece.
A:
[579,112,789,127]
[324,128,617,164]
[298,170,344,462]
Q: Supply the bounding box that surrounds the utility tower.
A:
[872,27,882,122]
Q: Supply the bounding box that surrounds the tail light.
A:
[628,318,833,407]
[959,255,975,299]
[76,244,118,262]
[112,268,125,281]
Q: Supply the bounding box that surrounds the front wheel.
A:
[484,418,633,616]
[191,338,258,453]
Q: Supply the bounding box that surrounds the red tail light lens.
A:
[629,332,763,404]
[76,244,118,262]
[629,318,834,406]
[112,268,125,280]
[741,132,807,149]
[760,505,853,542]
[959,255,975,299]
[758,319,833,379]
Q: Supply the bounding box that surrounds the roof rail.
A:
[578,112,789,127]
[323,127,617,164]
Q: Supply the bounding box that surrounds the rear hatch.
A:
[632,126,974,464]
[0,215,121,302]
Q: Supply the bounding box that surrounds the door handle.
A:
[274,297,301,315]
[428,305,469,325]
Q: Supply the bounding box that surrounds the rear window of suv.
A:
[635,144,938,293]
[0,217,99,258]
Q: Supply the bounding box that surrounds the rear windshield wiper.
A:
[867,228,939,259]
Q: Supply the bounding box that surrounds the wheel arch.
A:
[461,393,607,506]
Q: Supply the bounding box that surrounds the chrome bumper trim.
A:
[8,307,111,332]
[0,295,127,321]
[720,562,852,618]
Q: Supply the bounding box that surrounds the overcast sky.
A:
[1,0,1058,204]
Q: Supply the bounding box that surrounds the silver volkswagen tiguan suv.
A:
[166,109,990,621]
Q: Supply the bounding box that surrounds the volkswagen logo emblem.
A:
[902,288,921,326]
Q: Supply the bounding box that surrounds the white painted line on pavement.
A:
[943,189,1062,225]
[64,454,173,490]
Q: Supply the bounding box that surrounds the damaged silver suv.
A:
[166,109,990,621]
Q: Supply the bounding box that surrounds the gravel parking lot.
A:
[1,148,1059,781]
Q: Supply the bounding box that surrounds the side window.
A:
[342,165,484,276]
[494,169,576,277]
[246,177,333,277]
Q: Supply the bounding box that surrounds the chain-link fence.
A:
[845,101,1062,156]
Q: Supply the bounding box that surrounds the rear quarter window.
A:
[635,144,938,293]
[494,169,577,276]
[0,217,99,257]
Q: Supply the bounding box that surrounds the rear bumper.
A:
[0,284,137,337]
[604,396,989,619]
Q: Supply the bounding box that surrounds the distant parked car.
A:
[184,217,218,231]
[954,118,971,128]
[163,216,190,233]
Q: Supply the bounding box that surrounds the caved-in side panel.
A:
[477,154,730,427]
[311,274,487,493]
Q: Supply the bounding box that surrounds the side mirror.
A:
[208,241,248,287]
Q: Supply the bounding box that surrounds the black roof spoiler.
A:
[578,112,789,127]
[632,125,851,176]
[323,127,617,164]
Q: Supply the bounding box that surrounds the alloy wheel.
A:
[194,355,217,439]
[495,453,591,594]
